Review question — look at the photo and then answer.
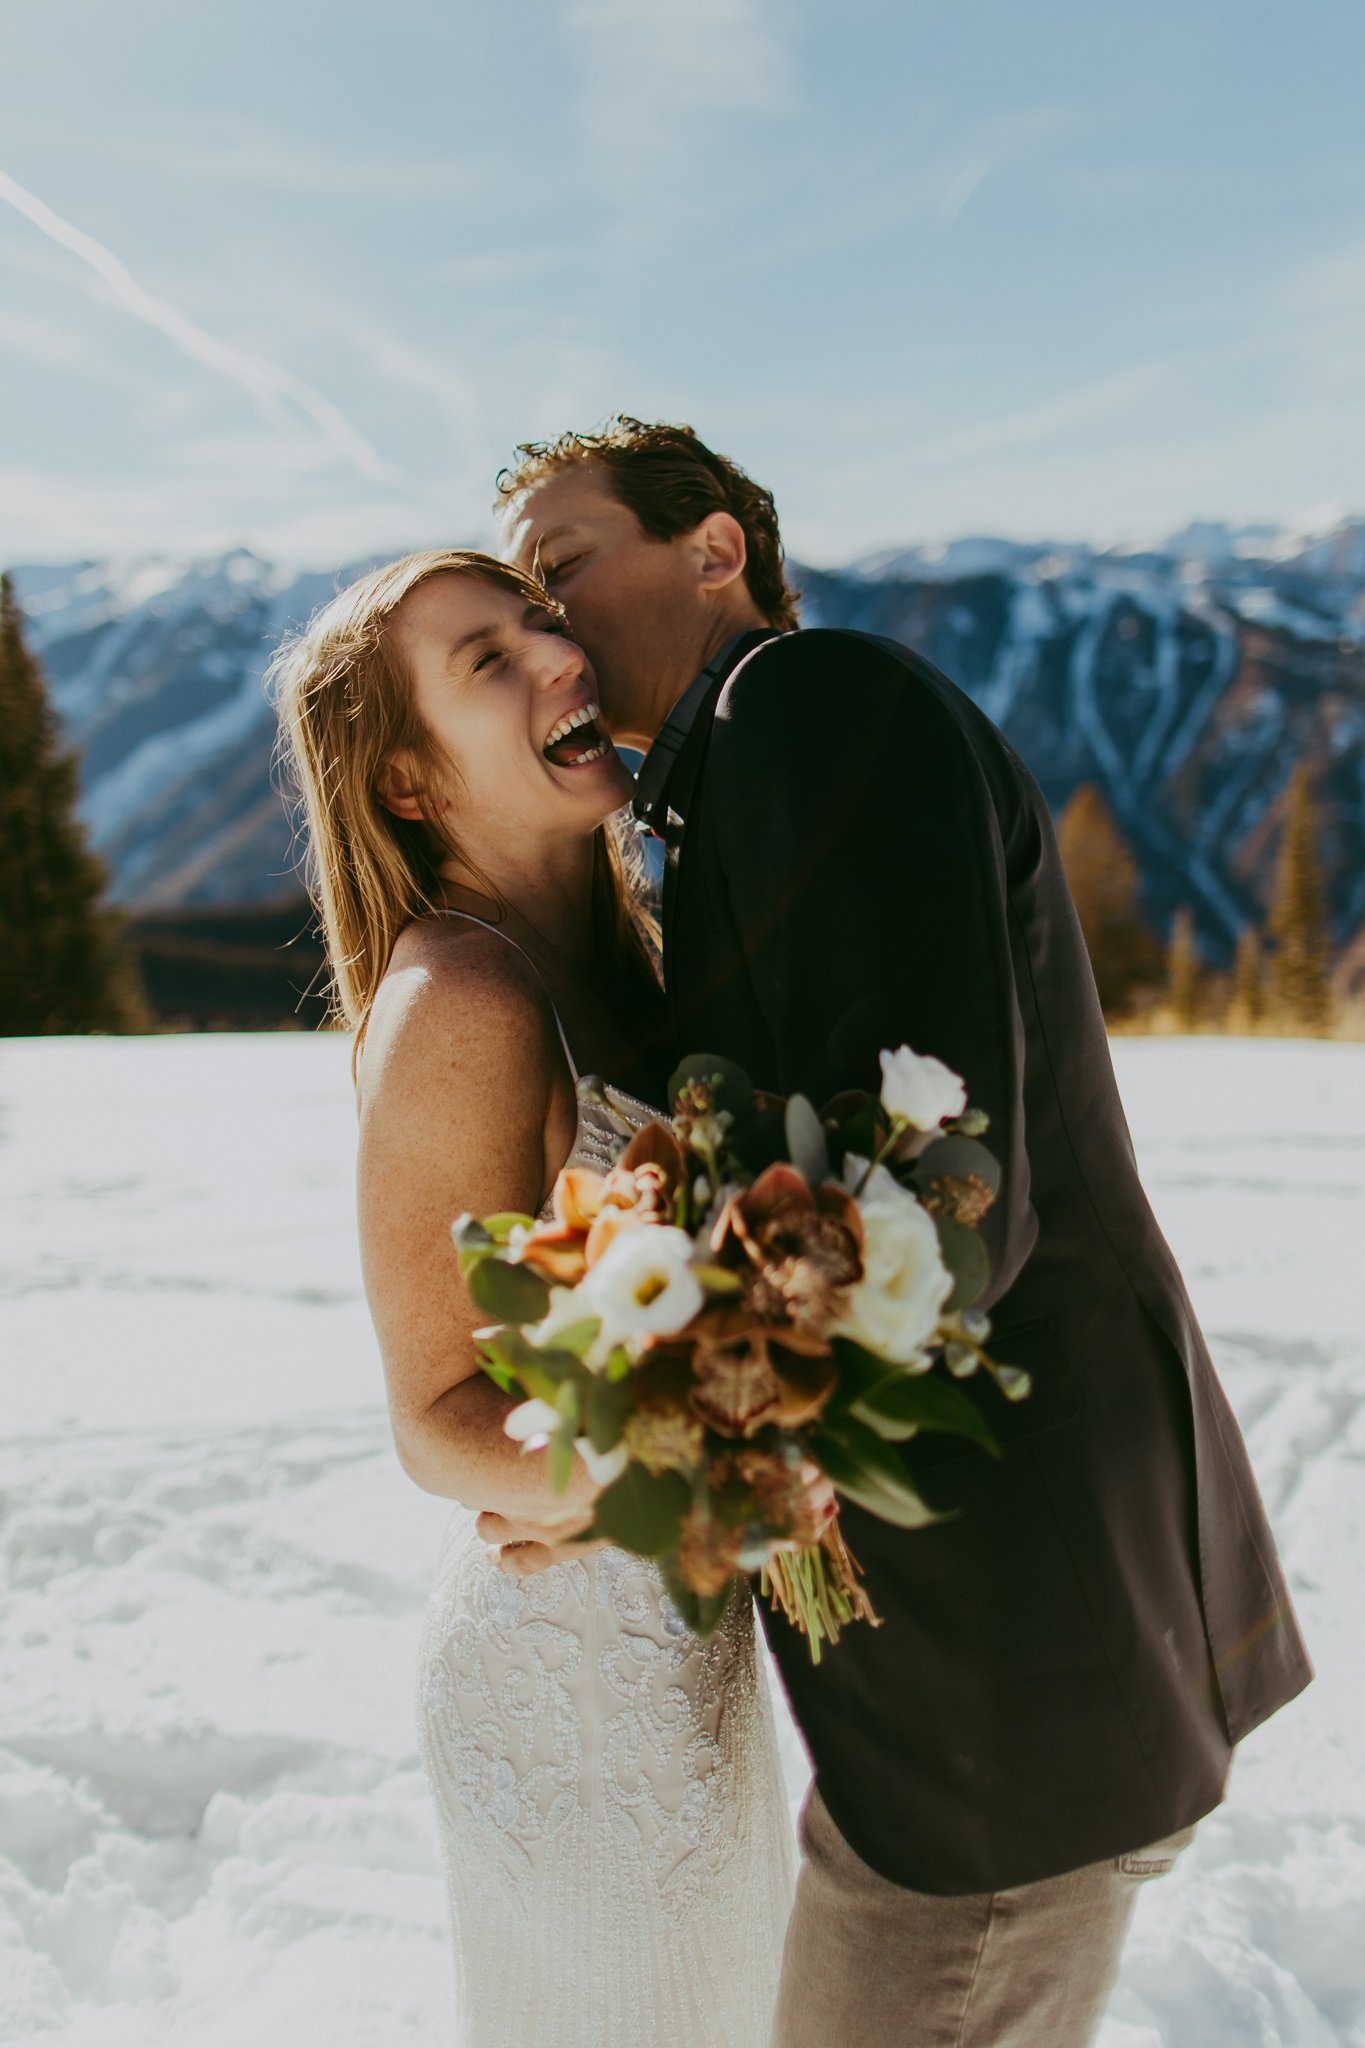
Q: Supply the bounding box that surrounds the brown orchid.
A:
[689,1303,838,1436]
[712,1163,864,1332]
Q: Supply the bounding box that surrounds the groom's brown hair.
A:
[496,415,800,631]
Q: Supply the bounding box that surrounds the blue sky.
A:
[2,0,1363,567]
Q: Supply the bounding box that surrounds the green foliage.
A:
[849,1369,999,1455]
[805,1415,941,1527]
[1267,766,1333,1036]
[0,576,148,1034]
[592,1463,691,1555]
[466,1254,552,1324]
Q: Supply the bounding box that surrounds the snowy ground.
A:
[0,1033,1360,2047]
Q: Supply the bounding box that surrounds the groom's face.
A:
[499,464,702,741]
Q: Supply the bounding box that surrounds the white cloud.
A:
[0,165,406,490]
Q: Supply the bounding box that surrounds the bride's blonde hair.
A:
[269,548,658,1069]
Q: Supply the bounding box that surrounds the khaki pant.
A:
[771,1789,1195,2048]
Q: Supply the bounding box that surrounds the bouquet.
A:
[454,1046,1030,1660]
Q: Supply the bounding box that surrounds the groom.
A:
[485,417,1311,2046]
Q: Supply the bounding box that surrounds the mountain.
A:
[10,524,1365,964]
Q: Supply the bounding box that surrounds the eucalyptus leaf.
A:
[591,1464,691,1556]
[784,1093,829,1185]
[467,1255,551,1325]
[934,1213,990,1313]
[913,1135,1001,1210]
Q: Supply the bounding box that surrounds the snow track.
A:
[1,1035,1360,2044]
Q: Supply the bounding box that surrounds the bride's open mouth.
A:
[541,700,612,769]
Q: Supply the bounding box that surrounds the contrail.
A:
[0,165,405,488]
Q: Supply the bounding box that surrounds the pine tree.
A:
[1266,764,1333,1036]
[1167,906,1205,1030]
[1055,782,1163,1016]
[0,574,147,1034]
[1228,925,1264,1033]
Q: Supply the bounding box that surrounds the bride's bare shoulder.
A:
[358,916,558,1119]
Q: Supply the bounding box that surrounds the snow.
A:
[1,1034,1361,2046]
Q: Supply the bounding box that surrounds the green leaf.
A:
[481,1211,536,1243]
[831,1100,881,1165]
[913,1135,1002,1207]
[934,1213,990,1313]
[658,1560,739,1640]
[826,1337,903,1412]
[850,1371,1000,1457]
[591,1464,691,1556]
[547,1418,577,1494]
[543,1316,602,1355]
[479,1323,587,1384]
[806,1416,943,1528]
[667,1052,755,1122]
[474,1337,516,1394]
[582,1371,638,1454]
[467,1255,552,1325]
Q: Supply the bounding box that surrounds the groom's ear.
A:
[376,751,436,822]
[691,511,749,593]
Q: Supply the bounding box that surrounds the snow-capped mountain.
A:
[11,522,1365,959]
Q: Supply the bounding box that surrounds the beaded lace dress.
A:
[414,941,796,2047]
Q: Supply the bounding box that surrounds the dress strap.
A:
[430,908,579,1084]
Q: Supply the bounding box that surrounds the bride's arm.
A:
[355,928,594,1519]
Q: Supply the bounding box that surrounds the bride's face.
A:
[386,572,634,842]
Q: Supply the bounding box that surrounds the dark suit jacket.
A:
[658,625,1311,1895]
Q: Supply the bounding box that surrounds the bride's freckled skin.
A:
[385,574,635,850]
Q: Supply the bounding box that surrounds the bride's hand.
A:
[476,1505,608,1577]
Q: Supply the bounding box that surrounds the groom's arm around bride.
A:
[496,418,1311,2046]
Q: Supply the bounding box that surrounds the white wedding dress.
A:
[415,956,797,2047]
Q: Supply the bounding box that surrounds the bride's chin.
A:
[548,756,635,816]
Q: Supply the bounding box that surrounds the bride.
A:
[271,548,796,2048]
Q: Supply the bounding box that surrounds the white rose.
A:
[879,1045,967,1131]
[834,1157,953,1365]
[578,1226,704,1349]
